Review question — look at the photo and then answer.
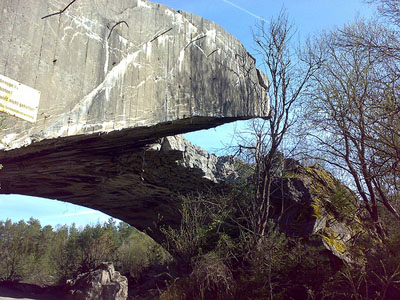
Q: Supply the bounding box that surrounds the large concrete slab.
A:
[0,0,269,151]
[0,0,269,240]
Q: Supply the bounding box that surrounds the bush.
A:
[116,230,170,278]
[190,252,234,300]
[161,194,218,262]
[327,185,357,222]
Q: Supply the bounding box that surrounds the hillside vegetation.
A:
[0,218,169,287]
[1,162,400,300]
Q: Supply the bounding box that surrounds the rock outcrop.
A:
[65,262,128,300]
[268,159,359,262]
[160,135,242,183]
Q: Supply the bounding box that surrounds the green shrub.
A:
[161,194,222,262]
[0,218,169,286]
[190,252,234,300]
[116,230,170,278]
[327,185,357,222]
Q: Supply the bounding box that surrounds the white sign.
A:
[0,74,40,123]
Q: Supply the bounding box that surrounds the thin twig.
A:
[41,0,77,19]
[108,21,129,40]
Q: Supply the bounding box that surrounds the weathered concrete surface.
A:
[0,0,269,151]
[0,135,238,242]
[0,0,269,241]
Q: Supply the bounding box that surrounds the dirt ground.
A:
[0,285,60,300]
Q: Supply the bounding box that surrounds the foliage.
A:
[117,229,169,278]
[161,193,232,263]
[327,185,358,222]
[326,213,400,300]
[0,218,168,286]
[160,194,210,262]
[158,189,400,300]
[190,252,234,300]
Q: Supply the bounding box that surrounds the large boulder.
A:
[65,262,128,300]
[268,159,361,262]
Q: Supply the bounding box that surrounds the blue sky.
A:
[0,0,377,228]
[167,0,377,153]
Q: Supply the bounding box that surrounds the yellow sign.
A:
[0,74,40,123]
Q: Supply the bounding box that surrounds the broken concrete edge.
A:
[0,115,269,160]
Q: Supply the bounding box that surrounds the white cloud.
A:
[61,210,99,217]
[40,209,100,220]
[221,0,268,22]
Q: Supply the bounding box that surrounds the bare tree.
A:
[304,19,400,238]
[366,0,400,26]
[235,11,322,242]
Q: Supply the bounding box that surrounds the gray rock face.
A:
[0,0,269,152]
[66,262,128,300]
[160,135,240,183]
[269,161,356,262]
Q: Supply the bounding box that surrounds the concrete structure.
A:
[0,0,269,241]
